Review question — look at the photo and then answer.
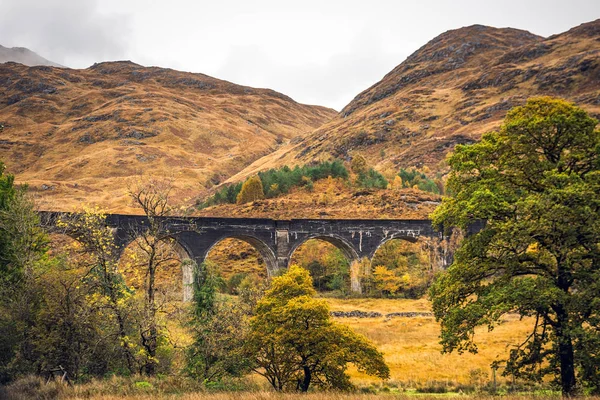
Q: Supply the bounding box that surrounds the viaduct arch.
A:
[40,212,483,301]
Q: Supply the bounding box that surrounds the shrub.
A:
[356,168,388,189]
[351,154,368,174]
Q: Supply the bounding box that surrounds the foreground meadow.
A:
[2,298,544,399]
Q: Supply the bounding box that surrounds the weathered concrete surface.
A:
[40,212,469,301]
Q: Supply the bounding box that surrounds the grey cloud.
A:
[0,0,131,68]
[216,29,406,110]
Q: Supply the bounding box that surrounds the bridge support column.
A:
[275,223,291,273]
[350,259,365,294]
[182,259,196,302]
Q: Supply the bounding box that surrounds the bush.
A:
[356,168,388,189]
[226,273,248,295]
[398,168,441,194]
[1,376,65,400]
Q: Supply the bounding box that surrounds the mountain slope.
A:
[0,61,336,211]
[0,44,62,67]
[235,20,600,183]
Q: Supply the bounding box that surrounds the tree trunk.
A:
[144,258,158,375]
[299,365,311,392]
[558,334,576,397]
[556,265,576,397]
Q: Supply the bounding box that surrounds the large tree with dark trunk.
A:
[430,97,600,396]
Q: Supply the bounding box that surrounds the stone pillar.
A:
[350,259,363,294]
[274,221,291,273]
[182,259,196,302]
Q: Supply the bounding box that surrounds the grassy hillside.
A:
[231,20,600,181]
[0,61,335,212]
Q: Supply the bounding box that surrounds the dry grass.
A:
[64,394,566,400]
[324,298,534,386]
[0,374,568,399]
[0,374,570,400]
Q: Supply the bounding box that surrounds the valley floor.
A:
[323,298,533,386]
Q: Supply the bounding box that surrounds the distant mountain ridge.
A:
[231,19,600,186]
[0,44,62,67]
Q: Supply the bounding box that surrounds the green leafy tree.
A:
[245,265,389,392]
[0,165,48,382]
[0,162,46,283]
[236,175,265,204]
[430,97,600,396]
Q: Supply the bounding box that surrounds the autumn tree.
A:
[0,167,119,382]
[57,208,137,373]
[127,176,185,375]
[236,175,265,204]
[430,97,600,396]
[350,154,367,175]
[245,265,389,392]
[371,265,408,296]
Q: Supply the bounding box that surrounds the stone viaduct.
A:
[40,212,483,301]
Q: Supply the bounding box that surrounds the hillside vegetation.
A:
[197,177,440,220]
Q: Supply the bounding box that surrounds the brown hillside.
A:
[0,61,336,212]
[233,20,600,181]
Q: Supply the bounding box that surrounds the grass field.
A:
[323,298,533,386]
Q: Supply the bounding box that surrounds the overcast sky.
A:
[1,0,599,110]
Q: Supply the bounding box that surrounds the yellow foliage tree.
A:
[236,175,265,204]
[350,154,368,175]
[245,265,389,391]
[372,265,405,295]
[393,175,403,190]
[319,176,335,205]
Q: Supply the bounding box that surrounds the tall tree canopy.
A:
[245,265,389,392]
[430,97,600,396]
